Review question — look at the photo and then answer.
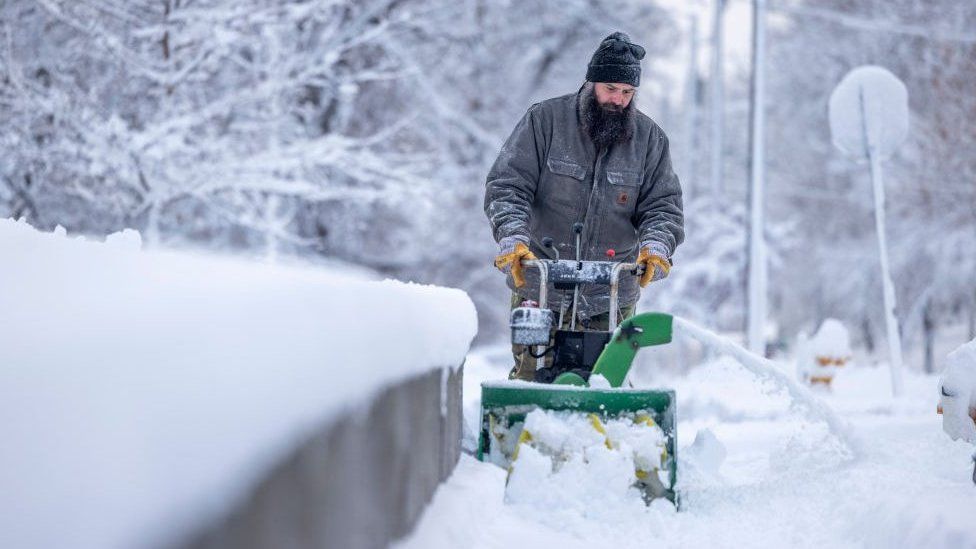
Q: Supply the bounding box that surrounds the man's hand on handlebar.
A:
[494,238,537,288]
[636,246,671,287]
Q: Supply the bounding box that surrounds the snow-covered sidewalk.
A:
[400,345,976,549]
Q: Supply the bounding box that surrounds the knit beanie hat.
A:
[585,32,645,87]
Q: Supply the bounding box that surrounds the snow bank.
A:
[681,429,726,478]
[0,218,477,549]
[796,319,852,385]
[939,338,976,443]
[808,319,852,358]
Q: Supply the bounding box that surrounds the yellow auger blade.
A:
[588,413,614,449]
[635,413,668,463]
[511,429,533,461]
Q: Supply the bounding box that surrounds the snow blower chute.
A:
[478,228,678,504]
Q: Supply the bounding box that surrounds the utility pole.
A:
[867,132,905,395]
[709,0,727,202]
[747,0,768,356]
[682,15,701,200]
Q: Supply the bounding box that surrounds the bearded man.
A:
[484,32,685,381]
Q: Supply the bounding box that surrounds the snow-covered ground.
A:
[0,219,477,549]
[401,341,976,549]
[4,218,972,548]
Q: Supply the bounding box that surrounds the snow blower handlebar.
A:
[519,258,645,332]
[513,258,644,375]
[609,261,641,330]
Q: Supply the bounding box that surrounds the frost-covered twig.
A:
[769,3,976,44]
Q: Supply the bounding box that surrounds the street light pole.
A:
[682,15,701,201]
[747,0,768,355]
[709,0,727,201]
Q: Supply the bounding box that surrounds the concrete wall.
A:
[182,365,463,549]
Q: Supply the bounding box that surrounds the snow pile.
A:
[808,319,852,358]
[505,409,667,517]
[588,373,612,388]
[939,338,976,443]
[0,218,478,549]
[679,429,726,483]
[796,319,852,385]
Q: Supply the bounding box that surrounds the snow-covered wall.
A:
[186,366,463,549]
[0,218,477,549]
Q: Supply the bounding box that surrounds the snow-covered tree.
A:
[0,0,680,342]
[758,0,976,358]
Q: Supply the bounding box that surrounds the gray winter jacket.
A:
[484,91,684,318]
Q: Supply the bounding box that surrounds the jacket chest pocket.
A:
[607,170,640,210]
[547,157,586,180]
[542,157,586,206]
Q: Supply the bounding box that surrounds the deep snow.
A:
[401,342,976,549]
[0,219,478,549]
[504,408,668,514]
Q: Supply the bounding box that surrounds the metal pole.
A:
[709,0,727,201]
[746,0,768,356]
[609,262,639,332]
[683,15,701,200]
[868,144,905,396]
[524,260,550,374]
[854,79,904,397]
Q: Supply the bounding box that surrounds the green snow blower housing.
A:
[478,248,679,504]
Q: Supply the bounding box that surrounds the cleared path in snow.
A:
[400,326,976,549]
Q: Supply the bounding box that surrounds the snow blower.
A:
[478,225,678,504]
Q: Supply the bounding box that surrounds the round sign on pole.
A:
[828,66,909,161]
[827,65,909,397]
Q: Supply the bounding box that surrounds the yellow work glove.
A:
[494,241,537,288]
[636,246,671,288]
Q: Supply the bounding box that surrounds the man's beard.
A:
[580,84,635,149]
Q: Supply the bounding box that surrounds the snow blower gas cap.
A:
[510,307,554,345]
